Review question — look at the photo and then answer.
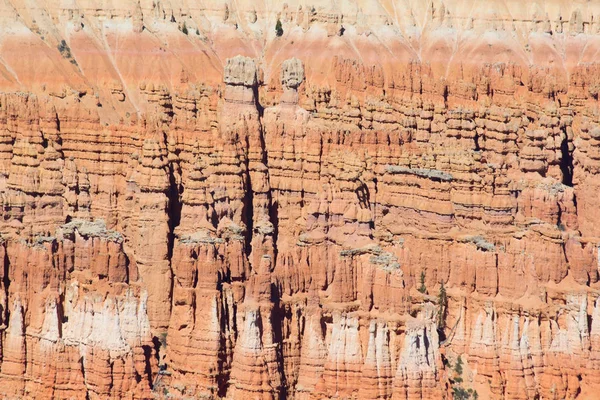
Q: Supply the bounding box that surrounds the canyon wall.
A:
[1,0,600,398]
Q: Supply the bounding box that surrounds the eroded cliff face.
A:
[2,0,600,399]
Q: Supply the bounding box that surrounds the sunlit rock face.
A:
[2,1,600,398]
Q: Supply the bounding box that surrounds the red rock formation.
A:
[2,1,600,399]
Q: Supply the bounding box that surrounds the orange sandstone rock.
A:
[1,1,600,399]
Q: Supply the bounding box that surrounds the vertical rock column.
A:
[221,55,283,400]
[124,120,173,332]
[392,315,443,400]
[0,298,26,397]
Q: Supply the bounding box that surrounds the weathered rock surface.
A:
[2,0,600,399]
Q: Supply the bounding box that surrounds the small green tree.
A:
[418,271,427,294]
[452,387,470,400]
[454,355,463,375]
[437,281,448,330]
[181,22,188,35]
[454,355,464,382]
[450,355,478,399]
[275,19,283,36]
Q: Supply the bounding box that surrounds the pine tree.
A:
[275,19,283,37]
[437,281,448,330]
[418,270,427,294]
[454,355,463,375]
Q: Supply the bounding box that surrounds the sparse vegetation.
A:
[369,252,401,272]
[58,219,123,243]
[385,165,453,182]
[159,332,168,347]
[449,355,478,400]
[437,281,447,330]
[339,245,401,272]
[57,40,78,66]
[418,271,427,294]
[453,386,478,400]
[464,235,496,252]
[275,19,283,36]
[454,355,464,380]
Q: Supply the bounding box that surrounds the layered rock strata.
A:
[1,1,600,399]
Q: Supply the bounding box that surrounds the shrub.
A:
[275,19,283,36]
[57,40,77,65]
